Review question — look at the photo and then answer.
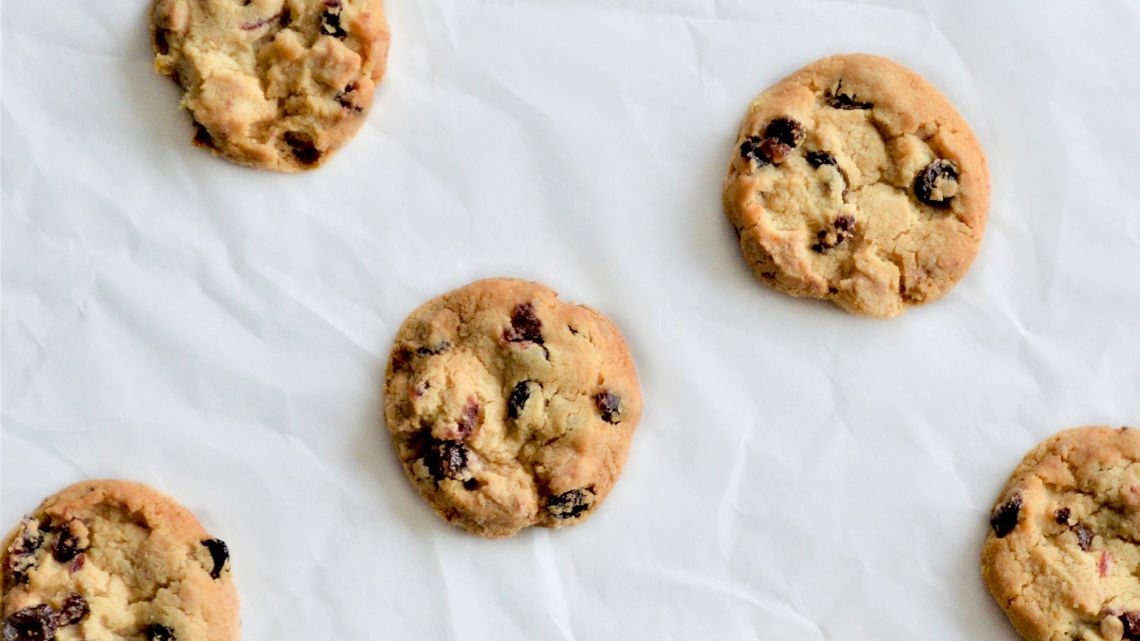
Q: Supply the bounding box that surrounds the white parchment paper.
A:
[4,0,1140,638]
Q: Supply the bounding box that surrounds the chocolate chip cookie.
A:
[723,54,990,318]
[383,278,643,539]
[150,0,390,171]
[2,480,239,641]
[982,426,1140,641]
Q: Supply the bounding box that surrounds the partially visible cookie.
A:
[383,278,643,539]
[982,426,1140,641]
[723,53,989,318]
[150,0,390,171]
[2,480,239,641]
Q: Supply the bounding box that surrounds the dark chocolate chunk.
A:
[54,594,89,627]
[806,150,836,168]
[1054,507,1071,524]
[283,131,321,166]
[764,118,806,148]
[431,441,469,481]
[826,81,873,110]
[319,0,347,39]
[2,604,56,641]
[547,488,594,520]
[507,381,530,420]
[594,391,622,424]
[1120,612,1140,640]
[51,522,83,564]
[1073,523,1094,551]
[201,538,229,580]
[145,624,176,641]
[913,159,959,208]
[990,494,1022,538]
[502,303,543,344]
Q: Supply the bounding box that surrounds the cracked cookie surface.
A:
[982,426,1140,641]
[150,0,390,171]
[383,278,643,539]
[723,53,989,318]
[2,480,238,641]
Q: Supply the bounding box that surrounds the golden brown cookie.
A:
[383,278,643,539]
[982,427,1140,641]
[2,480,239,641]
[150,0,390,171]
[723,53,990,318]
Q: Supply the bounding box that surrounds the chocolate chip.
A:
[806,150,836,169]
[145,624,176,641]
[1054,507,1071,524]
[201,538,229,580]
[990,494,1022,538]
[547,488,594,520]
[415,341,451,356]
[5,521,45,584]
[507,381,530,420]
[426,440,469,481]
[335,83,363,113]
[283,131,321,166]
[1120,612,1140,640]
[810,215,856,254]
[502,303,543,344]
[826,81,873,110]
[2,604,56,641]
[739,136,769,166]
[913,159,959,208]
[1073,523,1094,551]
[191,121,214,149]
[51,523,83,564]
[54,594,89,627]
[319,0,347,39]
[594,391,622,424]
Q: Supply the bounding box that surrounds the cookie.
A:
[2,480,239,641]
[150,0,390,171]
[383,278,643,539]
[981,426,1140,641]
[723,53,990,318]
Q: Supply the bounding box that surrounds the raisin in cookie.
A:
[2,480,238,641]
[383,278,643,539]
[723,54,989,318]
[150,0,390,171]
[982,426,1140,641]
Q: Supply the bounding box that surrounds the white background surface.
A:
[4,0,1140,638]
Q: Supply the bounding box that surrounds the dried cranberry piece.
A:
[594,391,622,424]
[502,303,543,344]
[507,381,530,420]
[806,150,836,168]
[2,604,56,641]
[738,136,769,166]
[547,488,594,520]
[415,341,451,356]
[740,118,805,166]
[319,0,347,39]
[764,118,806,148]
[1072,524,1094,551]
[54,594,89,627]
[335,83,363,113]
[990,494,1022,538]
[455,398,479,438]
[5,520,45,584]
[1054,507,1071,524]
[283,131,321,166]
[201,538,229,579]
[239,11,283,30]
[145,624,176,641]
[810,215,856,254]
[913,159,959,208]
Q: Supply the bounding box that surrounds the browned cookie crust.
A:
[723,53,989,318]
[982,427,1140,641]
[150,0,390,171]
[383,278,643,539]
[2,480,238,641]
